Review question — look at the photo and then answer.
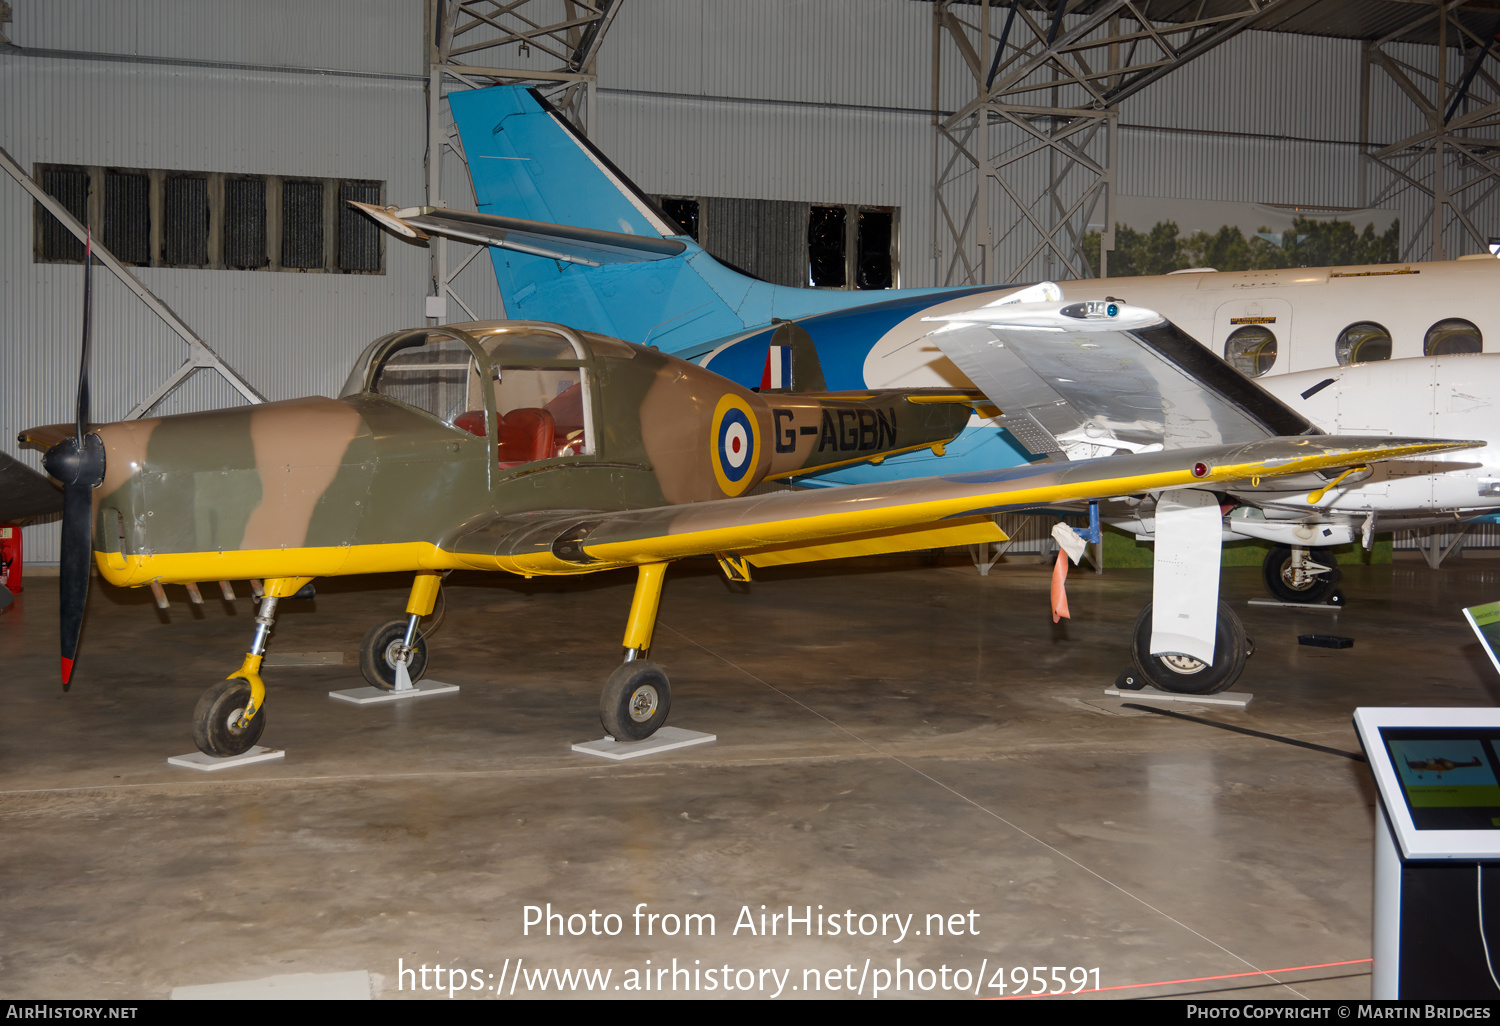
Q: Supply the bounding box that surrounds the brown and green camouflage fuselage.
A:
[20,321,975,586]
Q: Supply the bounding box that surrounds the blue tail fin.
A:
[449,86,947,353]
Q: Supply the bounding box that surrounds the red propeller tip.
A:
[60,657,75,685]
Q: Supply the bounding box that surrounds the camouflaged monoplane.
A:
[16,288,1480,759]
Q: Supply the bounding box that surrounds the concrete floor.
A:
[3,554,1499,1000]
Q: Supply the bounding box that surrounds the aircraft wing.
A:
[350,202,687,268]
[445,435,1477,573]
[0,450,63,524]
[923,297,1317,458]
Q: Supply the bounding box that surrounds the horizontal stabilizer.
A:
[350,202,686,268]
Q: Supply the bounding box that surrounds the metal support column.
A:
[932,0,1291,286]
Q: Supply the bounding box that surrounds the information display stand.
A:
[1353,706,1500,998]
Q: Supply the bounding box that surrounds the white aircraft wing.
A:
[924,295,1317,458]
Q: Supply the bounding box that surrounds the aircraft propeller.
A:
[40,231,105,687]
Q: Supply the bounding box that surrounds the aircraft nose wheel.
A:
[600,660,671,741]
[192,678,267,757]
[1129,600,1248,695]
[1263,545,1341,604]
[359,617,429,691]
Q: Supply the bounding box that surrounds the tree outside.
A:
[1083,217,1400,277]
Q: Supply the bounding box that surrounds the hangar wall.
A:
[594,0,1490,284]
[3,0,1482,564]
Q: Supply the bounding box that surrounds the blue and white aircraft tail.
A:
[434,85,1035,481]
[448,85,973,359]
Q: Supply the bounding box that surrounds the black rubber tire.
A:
[1129,600,1248,695]
[600,660,671,741]
[358,618,428,691]
[1262,545,1341,604]
[192,678,267,757]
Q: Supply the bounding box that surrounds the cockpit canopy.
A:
[343,321,629,466]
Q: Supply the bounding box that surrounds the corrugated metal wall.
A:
[5,0,1491,564]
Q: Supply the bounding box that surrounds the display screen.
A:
[1379,728,1500,830]
[1464,602,1500,676]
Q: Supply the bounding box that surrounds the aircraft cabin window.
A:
[371,337,479,428]
[1224,325,1278,377]
[1424,318,1483,356]
[1335,321,1393,365]
[480,332,594,464]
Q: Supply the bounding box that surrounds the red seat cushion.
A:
[452,410,486,437]
[497,407,555,463]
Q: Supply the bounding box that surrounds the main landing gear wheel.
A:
[359,618,428,691]
[1263,545,1342,604]
[192,678,266,757]
[600,660,671,742]
[1129,601,1248,695]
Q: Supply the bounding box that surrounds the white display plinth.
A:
[1247,598,1340,611]
[329,680,459,704]
[167,746,285,771]
[1106,684,1253,708]
[573,726,717,761]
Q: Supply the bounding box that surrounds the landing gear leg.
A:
[600,563,672,741]
[359,571,441,691]
[192,575,313,756]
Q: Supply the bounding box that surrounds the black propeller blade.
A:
[0,451,63,524]
[41,231,105,686]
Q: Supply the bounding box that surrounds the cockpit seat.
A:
[497,407,556,466]
[452,410,486,437]
[452,407,564,465]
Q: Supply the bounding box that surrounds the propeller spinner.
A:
[42,231,106,686]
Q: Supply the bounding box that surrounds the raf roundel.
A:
[710,394,762,497]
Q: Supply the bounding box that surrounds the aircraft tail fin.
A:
[447,85,941,353]
[757,322,826,392]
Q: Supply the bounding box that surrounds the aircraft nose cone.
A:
[43,434,106,489]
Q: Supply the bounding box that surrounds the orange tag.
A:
[1051,552,1071,623]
